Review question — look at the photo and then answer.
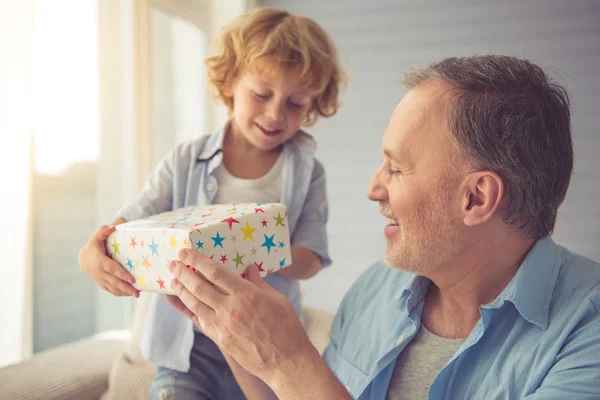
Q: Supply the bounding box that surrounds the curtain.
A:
[0,0,35,367]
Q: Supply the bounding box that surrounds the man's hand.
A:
[165,248,316,384]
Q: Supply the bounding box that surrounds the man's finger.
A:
[177,248,246,294]
[164,294,197,321]
[168,260,224,308]
[170,276,216,324]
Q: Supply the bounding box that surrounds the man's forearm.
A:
[267,345,352,400]
[221,350,278,400]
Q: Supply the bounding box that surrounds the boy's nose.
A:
[266,102,285,122]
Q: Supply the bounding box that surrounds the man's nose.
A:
[367,165,387,202]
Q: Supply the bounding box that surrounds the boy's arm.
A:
[285,159,332,276]
[276,247,322,279]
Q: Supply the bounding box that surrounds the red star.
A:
[254,207,264,214]
[186,264,196,272]
[157,277,165,290]
[220,254,228,264]
[241,272,248,279]
[130,237,137,249]
[221,216,240,230]
[210,255,214,260]
[140,240,145,247]
[254,261,265,272]
[202,213,212,218]
[261,219,268,227]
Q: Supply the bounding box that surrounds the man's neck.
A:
[422,235,535,338]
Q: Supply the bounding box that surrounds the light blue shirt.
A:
[117,125,331,372]
[323,237,600,399]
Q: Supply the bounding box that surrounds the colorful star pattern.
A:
[107,203,292,294]
[211,232,225,248]
[273,212,286,227]
[221,216,240,230]
[261,234,276,254]
[111,239,120,255]
[233,252,245,268]
[149,237,159,256]
[240,221,256,241]
[157,277,165,290]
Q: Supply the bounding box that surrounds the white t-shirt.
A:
[213,152,284,205]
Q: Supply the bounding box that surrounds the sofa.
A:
[0,293,334,400]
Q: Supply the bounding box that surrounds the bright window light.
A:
[32,0,99,175]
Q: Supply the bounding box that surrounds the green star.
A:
[273,212,286,227]
[233,252,245,268]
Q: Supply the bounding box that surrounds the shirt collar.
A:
[483,236,562,330]
[197,121,318,162]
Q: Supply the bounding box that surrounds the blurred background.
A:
[0,0,598,370]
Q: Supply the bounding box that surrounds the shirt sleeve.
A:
[116,147,176,221]
[290,158,332,267]
[524,296,600,400]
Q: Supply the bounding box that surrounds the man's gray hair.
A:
[403,55,573,238]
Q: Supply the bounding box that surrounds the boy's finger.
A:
[104,259,136,284]
[94,224,116,241]
[104,274,139,297]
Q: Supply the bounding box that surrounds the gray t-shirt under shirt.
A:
[386,326,466,400]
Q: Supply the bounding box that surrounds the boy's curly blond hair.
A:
[205,8,346,127]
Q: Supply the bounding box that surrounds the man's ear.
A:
[460,171,504,227]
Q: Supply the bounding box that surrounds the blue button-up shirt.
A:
[323,237,600,399]
[117,124,331,372]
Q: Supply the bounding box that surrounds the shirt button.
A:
[397,335,406,344]
[206,183,215,192]
[345,385,351,392]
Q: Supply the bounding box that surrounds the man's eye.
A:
[389,169,402,176]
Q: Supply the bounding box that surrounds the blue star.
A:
[279,257,286,267]
[279,241,285,248]
[126,259,134,271]
[211,232,225,248]
[176,217,189,222]
[261,234,276,254]
[196,240,204,249]
[148,237,159,256]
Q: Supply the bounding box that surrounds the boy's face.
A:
[225,66,312,151]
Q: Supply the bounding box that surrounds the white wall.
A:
[262,0,600,313]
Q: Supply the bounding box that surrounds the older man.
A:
[166,55,600,399]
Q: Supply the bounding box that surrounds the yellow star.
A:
[136,275,146,289]
[240,221,256,241]
[273,212,286,227]
[169,235,179,248]
[111,239,120,255]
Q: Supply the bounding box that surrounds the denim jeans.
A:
[149,330,246,400]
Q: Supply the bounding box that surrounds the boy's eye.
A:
[253,92,269,100]
[288,101,303,109]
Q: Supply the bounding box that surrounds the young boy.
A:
[79,7,345,399]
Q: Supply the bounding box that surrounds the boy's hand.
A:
[78,224,140,297]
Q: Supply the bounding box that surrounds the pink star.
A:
[220,254,228,264]
[221,217,240,230]
[261,219,268,227]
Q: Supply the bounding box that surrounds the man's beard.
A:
[383,189,464,275]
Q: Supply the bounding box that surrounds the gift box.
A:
[106,203,292,294]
